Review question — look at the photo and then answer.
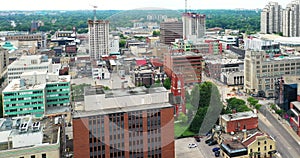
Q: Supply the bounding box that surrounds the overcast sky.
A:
[0,0,292,10]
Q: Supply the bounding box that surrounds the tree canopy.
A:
[223,97,251,114]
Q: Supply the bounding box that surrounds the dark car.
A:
[205,138,213,144]
[214,150,220,157]
[208,140,218,146]
[194,136,201,142]
[212,147,220,152]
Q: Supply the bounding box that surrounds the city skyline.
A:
[0,0,291,11]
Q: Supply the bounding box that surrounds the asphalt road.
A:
[258,105,300,158]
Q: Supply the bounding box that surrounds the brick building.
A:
[73,86,174,158]
[164,50,202,85]
[290,88,300,136]
[219,111,258,133]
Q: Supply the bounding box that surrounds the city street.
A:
[202,74,300,158]
[258,105,300,158]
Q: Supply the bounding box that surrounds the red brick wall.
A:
[161,107,175,158]
[124,113,130,158]
[225,117,258,133]
[73,118,90,158]
[104,115,110,158]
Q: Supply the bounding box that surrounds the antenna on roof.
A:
[185,0,188,13]
[90,4,98,21]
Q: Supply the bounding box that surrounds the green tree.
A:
[255,104,262,110]
[119,39,126,48]
[224,97,251,113]
[247,97,258,107]
[163,78,171,90]
[199,82,213,107]
[178,112,188,125]
[152,30,160,37]
[189,107,207,133]
[190,84,200,107]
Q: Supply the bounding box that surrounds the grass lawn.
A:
[174,122,195,138]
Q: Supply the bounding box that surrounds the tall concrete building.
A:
[282,1,300,37]
[88,20,110,60]
[160,21,183,45]
[0,48,9,77]
[260,2,282,34]
[182,12,206,41]
[244,50,300,97]
[73,86,174,158]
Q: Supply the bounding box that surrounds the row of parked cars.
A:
[205,137,220,157]
[188,135,220,157]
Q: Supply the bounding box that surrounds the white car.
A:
[188,143,198,148]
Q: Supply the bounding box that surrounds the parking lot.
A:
[175,137,219,158]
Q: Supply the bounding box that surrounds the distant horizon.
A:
[0,0,291,11]
[0,8,262,11]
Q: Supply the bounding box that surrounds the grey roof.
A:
[73,102,173,118]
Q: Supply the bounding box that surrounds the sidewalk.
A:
[265,108,300,144]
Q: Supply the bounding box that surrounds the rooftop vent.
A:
[32,122,41,132]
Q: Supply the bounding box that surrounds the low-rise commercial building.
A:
[0,116,61,158]
[205,59,244,82]
[7,55,55,82]
[219,112,276,158]
[219,111,258,133]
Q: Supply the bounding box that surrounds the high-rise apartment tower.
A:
[88,20,110,60]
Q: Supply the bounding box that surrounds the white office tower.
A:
[260,2,282,34]
[88,20,110,60]
[182,12,206,41]
[282,0,300,37]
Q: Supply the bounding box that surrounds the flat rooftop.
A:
[170,51,203,57]
[84,86,168,98]
[291,101,300,111]
[3,79,46,92]
[221,111,258,122]
[8,55,52,68]
[0,116,59,150]
[73,102,173,118]
[206,59,244,65]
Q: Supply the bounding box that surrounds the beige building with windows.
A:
[243,132,276,158]
[88,20,110,60]
[244,50,300,97]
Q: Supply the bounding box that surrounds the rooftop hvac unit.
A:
[32,122,41,132]
[19,123,29,133]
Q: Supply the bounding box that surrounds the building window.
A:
[258,141,260,145]
[270,145,272,149]
[31,156,36,158]
[42,154,46,158]
[264,140,267,144]
[264,146,267,151]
